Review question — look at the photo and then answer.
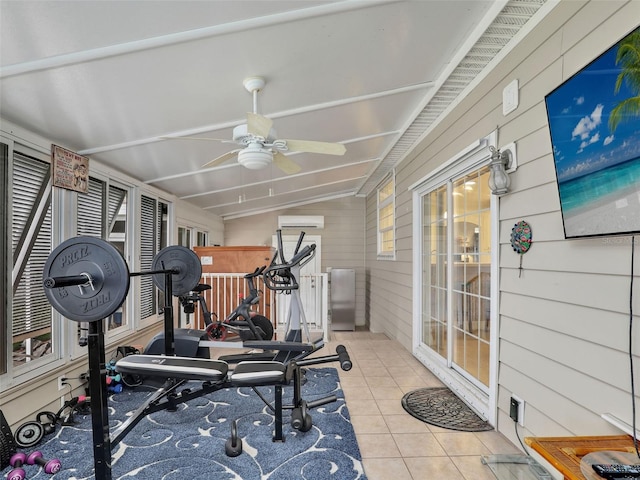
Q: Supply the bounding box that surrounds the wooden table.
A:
[525,435,638,479]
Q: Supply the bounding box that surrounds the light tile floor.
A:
[327,330,520,480]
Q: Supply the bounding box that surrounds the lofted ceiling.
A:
[0,0,547,220]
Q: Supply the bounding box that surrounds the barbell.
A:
[42,236,202,323]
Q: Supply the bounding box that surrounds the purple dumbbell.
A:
[8,452,27,480]
[27,450,62,474]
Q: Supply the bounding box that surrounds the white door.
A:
[271,234,321,331]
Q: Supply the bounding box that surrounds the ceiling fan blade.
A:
[246,112,273,139]
[273,151,301,175]
[201,149,239,168]
[282,139,346,156]
[159,135,230,142]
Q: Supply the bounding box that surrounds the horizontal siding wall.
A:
[365,0,640,450]
[366,188,415,350]
[224,196,367,327]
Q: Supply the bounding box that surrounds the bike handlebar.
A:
[264,229,316,292]
[288,243,316,266]
[294,231,305,256]
[245,265,266,279]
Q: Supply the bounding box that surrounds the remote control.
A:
[592,463,640,478]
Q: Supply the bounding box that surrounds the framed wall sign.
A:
[51,144,89,193]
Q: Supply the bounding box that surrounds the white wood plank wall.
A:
[365,0,640,449]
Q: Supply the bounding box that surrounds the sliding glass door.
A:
[413,136,498,421]
[422,166,492,386]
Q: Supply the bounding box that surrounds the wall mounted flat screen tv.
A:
[545,27,640,239]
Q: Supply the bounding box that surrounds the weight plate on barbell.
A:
[43,236,130,323]
[152,246,202,296]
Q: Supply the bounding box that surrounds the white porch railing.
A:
[190,272,329,341]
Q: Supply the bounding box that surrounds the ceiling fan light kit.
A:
[237,143,272,170]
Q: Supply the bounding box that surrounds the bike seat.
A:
[192,284,211,292]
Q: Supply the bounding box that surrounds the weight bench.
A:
[113,345,351,456]
[40,236,352,477]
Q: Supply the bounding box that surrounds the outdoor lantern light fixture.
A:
[488,143,517,195]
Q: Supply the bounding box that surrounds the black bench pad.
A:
[229,361,287,386]
[115,355,228,381]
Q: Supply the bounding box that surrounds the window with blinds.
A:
[11,152,53,366]
[140,195,168,319]
[76,178,129,335]
[377,175,395,257]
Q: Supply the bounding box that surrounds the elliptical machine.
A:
[261,229,321,362]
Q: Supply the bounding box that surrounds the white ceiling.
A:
[0,0,547,219]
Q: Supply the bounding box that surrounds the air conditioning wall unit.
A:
[278,215,325,229]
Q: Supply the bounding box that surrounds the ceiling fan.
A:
[193,77,346,174]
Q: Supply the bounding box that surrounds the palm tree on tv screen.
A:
[608,28,640,133]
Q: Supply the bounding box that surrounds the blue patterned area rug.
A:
[3,367,366,480]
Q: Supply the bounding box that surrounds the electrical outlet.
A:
[510,394,525,426]
[57,374,67,391]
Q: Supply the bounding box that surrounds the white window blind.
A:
[140,195,157,318]
[11,153,52,337]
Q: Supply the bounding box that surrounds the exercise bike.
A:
[145,266,274,359]
[200,265,274,342]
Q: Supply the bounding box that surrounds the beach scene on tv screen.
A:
[545,27,640,238]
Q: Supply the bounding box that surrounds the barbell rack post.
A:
[87,320,112,480]
[130,267,177,356]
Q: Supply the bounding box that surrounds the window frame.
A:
[2,137,65,383]
[377,172,396,259]
[0,142,8,376]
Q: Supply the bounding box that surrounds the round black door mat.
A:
[401,387,493,432]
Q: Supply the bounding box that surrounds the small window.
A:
[196,230,208,247]
[377,174,395,258]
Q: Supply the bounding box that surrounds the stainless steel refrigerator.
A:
[329,268,355,331]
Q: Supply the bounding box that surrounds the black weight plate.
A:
[43,236,130,323]
[14,421,44,449]
[152,246,202,296]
